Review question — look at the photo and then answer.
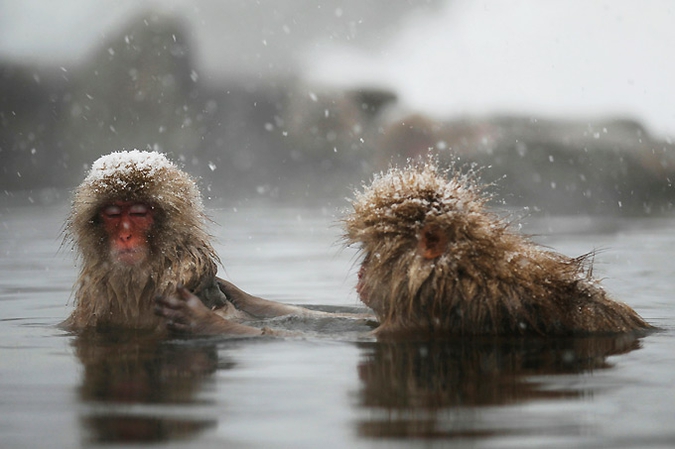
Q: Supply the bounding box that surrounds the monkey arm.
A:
[154,286,263,336]
[216,277,326,319]
[216,277,375,322]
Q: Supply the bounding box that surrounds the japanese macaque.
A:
[344,161,652,337]
[158,159,652,339]
[62,150,278,334]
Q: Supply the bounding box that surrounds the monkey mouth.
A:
[356,264,369,303]
[113,248,147,265]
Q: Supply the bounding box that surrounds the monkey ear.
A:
[417,224,448,259]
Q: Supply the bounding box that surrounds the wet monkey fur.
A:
[344,161,651,337]
[161,160,651,338]
[63,150,258,333]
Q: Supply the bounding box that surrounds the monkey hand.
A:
[215,278,256,309]
[154,286,262,336]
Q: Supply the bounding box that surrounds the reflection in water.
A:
[356,333,644,439]
[72,330,223,443]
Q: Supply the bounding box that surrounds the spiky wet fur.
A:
[63,152,220,330]
[345,161,651,336]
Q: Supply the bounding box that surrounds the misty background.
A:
[1,0,674,214]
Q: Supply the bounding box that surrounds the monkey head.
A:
[67,150,213,268]
[344,161,511,335]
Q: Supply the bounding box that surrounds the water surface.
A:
[1,201,674,448]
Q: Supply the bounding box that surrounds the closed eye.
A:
[102,205,122,218]
[129,204,149,217]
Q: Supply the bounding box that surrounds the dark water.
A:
[1,201,674,448]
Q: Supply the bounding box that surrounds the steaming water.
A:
[1,201,674,448]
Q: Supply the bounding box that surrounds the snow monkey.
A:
[343,161,652,337]
[154,159,651,338]
[63,150,269,334]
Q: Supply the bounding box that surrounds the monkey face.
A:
[356,256,373,308]
[357,223,449,314]
[100,201,155,265]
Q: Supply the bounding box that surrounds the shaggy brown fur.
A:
[63,150,226,331]
[344,161,652,336]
